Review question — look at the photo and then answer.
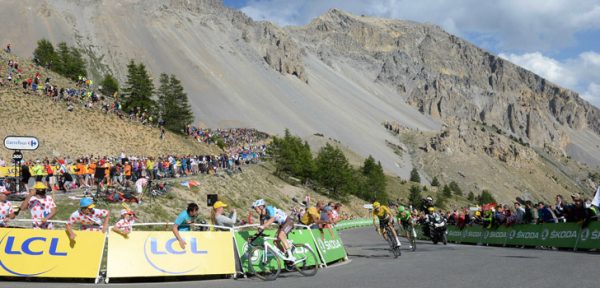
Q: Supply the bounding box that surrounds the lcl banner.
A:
[106,231,236,278]
[0,228,105,278]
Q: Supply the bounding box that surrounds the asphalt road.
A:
[2,228,597,288]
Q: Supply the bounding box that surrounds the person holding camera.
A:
[19,182,57,229]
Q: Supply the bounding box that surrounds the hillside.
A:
[19,163,370,226]
[0,50,220,160]
[1,0,599,203]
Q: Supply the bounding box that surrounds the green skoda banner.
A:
[481,226,510,246]
[577,222,600,250]
[312,228,347,264]
[234,227,347,273]
[537,223,579,248]
[443,222,600,250]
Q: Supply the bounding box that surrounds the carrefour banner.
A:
[0,228,105,278]
[107,231,235,278]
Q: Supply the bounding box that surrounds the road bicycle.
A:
[383,224,402,258]
[246,229,318,281]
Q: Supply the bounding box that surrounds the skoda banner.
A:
[0,228,105,278]
[313,228,347,264]
[536,223,579,248]
[577,222,600,250]
[482,226,510,246]
[106,231,235,278]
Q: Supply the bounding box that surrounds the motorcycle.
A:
[429,214,448,245]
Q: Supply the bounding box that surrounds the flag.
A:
[592,186,600,207]
[188,180,200,188]
[180,181,199,189]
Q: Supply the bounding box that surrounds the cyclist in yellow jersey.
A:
[372,201,401,247]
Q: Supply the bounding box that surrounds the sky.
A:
[223,0,600,107]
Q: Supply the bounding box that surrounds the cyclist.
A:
[252,199,296,262]
[372,201,400,247]
[396,205,414,249]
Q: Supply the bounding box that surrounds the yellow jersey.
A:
[301,207,320,225]
[372,205,393,220]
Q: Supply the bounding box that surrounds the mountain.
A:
[1,0,599,202]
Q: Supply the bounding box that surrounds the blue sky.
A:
[223,0,600,107]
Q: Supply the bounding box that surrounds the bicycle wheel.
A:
[293,243,318,277]
[386,228,401,258]
[247,245,281,281]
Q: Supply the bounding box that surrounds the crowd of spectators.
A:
[443,193,599,230]
[186,127,269,148]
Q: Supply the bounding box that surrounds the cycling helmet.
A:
[397,206,405,213]
[426,196,433,202]
[373,201,381,209]
[80,197,95,209]
[251,199,265,208]
[427,207,435,213]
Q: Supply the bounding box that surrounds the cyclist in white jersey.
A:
[252,199,296,261]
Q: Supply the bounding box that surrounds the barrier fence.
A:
[445,222,600,250]
[0,223,350,282]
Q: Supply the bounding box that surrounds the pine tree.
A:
[467,191,475,201]
[315,143,353,198]
[442,184,453,198]
[410,168,421,183]
[431,176,440,187]
[169,74,194,131]
[408,185,422,209]
[156,74,194,133]
[100,74,119,96]
[33,39,57,68]
[268,129,315,182]
[477,190,496,205]
[449,181,463,196]
[361,156,387,201]
[124,60,155,113]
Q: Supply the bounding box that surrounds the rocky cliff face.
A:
[1,1,599,184]
[292,9,600,155]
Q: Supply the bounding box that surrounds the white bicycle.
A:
[246,230,319,281]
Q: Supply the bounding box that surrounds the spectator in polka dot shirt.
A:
[0,189,15,227]
[112,209,136,237]
[66,197,110,240]
[19,182,57,229]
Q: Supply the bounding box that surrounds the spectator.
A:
[19,182,57,229]
[523,201,538,224]
[112,209,136,236]
[66,197,110,240]
[554,194,566,222]
[172,203,200,249]
[0,189,15,227]
[514,202,525,224]
[210,200,236,229]
[537,202,558,224]
[300,200,328,229]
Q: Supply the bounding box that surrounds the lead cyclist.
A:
[372,201,401,247]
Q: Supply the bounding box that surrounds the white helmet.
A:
[252,199,265,208]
